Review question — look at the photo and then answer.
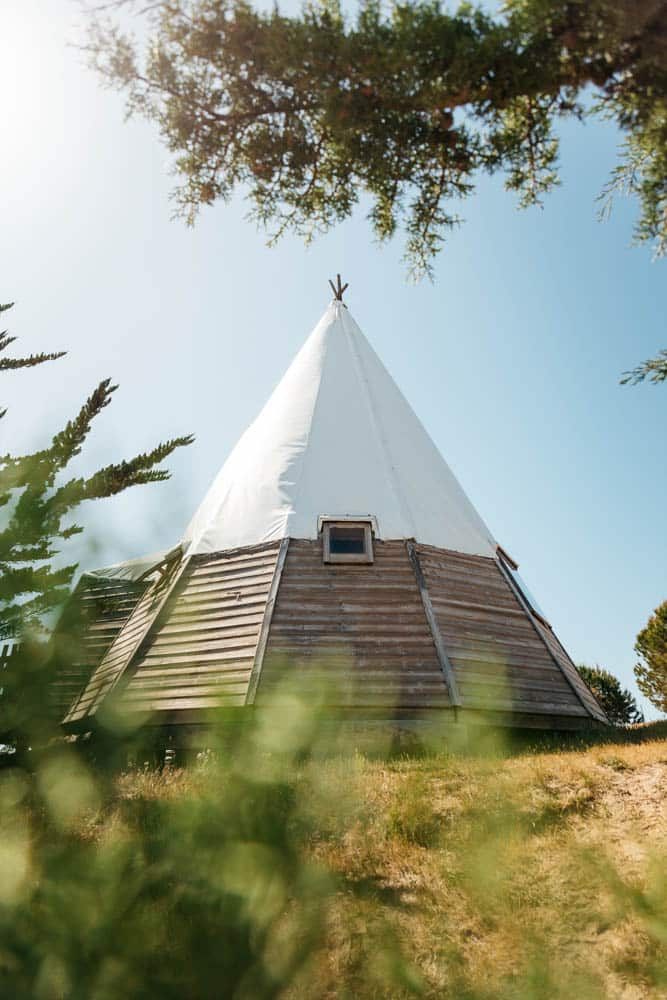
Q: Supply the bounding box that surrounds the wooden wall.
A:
[54,576,147,720]
[61,538,605,728]
[258,539,451,709]
[415,545,591,718]
[64,575,168,724]
[119,543,281,716]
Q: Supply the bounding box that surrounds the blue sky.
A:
[1,2,665,717]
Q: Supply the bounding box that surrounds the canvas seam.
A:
[341,306,418,539]
[282,304,335,539]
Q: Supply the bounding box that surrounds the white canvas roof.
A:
[183,300,497,558]
[86,545,182,582]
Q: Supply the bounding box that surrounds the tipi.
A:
[58,284,606,733]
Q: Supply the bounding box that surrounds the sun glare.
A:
[0,4,72,196]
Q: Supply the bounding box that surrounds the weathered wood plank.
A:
[406,541,461,707]
[155,614,265,638]
[132,664,253,682]
[416,544,597,721]
[120,542,281,713]
[168,596,269,618]
[129,676,251,693]
[246,537,290,705]
[137,645,259,667]
[180,568,276,594]
[64,571,174,724]
[260,540,451,708]
[150,624,262,649]
[122,694,247,711]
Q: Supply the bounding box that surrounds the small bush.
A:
[577,665,644,725]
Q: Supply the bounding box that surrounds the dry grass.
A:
[88,722,666,1000]
[2,720,665,999]
[291,734,667,999]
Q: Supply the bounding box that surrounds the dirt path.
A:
[575,757,667,878]
[601,760,666,853]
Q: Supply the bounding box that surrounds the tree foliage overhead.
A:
[634,600,667,714]
[0,303,65,417]
[85,0,667,278]
[0,301,193,642]
[576,664,644,726]
[620,347,667,386]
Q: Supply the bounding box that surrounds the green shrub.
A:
[577,664,644,725]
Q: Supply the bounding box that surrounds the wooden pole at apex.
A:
[328,274,349,303]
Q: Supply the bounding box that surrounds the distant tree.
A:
[634,601,667,714]
[576,664,644,726]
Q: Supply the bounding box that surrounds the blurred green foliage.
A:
[0,685,665,998]
[0,298,192,647]
[0,693,420,999]
[0,297,192,751]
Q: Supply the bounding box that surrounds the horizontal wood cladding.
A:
[415,545,590,717]
[54,576,148,721]
[64,574,168,724]
[259,539,450,708]
[61,537,602,728]
[119,543,281,714]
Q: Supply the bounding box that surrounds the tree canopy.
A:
[634,600,667,714]
[86,0,667,277]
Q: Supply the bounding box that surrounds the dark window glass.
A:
[328,525,366,555]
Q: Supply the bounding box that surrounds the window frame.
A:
[496,545,551,628]
[320,517,375,565]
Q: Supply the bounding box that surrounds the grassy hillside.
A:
[300,727,667,999]
[1,717,665,999]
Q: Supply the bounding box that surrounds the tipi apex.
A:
[57,281,607,733]
[182,281,495,558]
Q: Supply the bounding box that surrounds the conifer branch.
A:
[1,302,66,372]
[0,300,193,641]
[620,348,667,385]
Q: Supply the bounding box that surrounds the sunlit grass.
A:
[0,706,665,998]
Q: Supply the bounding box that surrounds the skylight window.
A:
[497,545,550,627]
[320,517,374,564]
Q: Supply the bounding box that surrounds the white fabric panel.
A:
[183,307,329,555]
[86,545,180,582]
[182,301,496,557]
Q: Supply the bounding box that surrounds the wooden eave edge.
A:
[245,537,290,705]
[495,557,607,723]
[542,626,610,725]
[496,544,519,571]
[406,540,462,708]
[63,550,190,726]
[497,545,553,629]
